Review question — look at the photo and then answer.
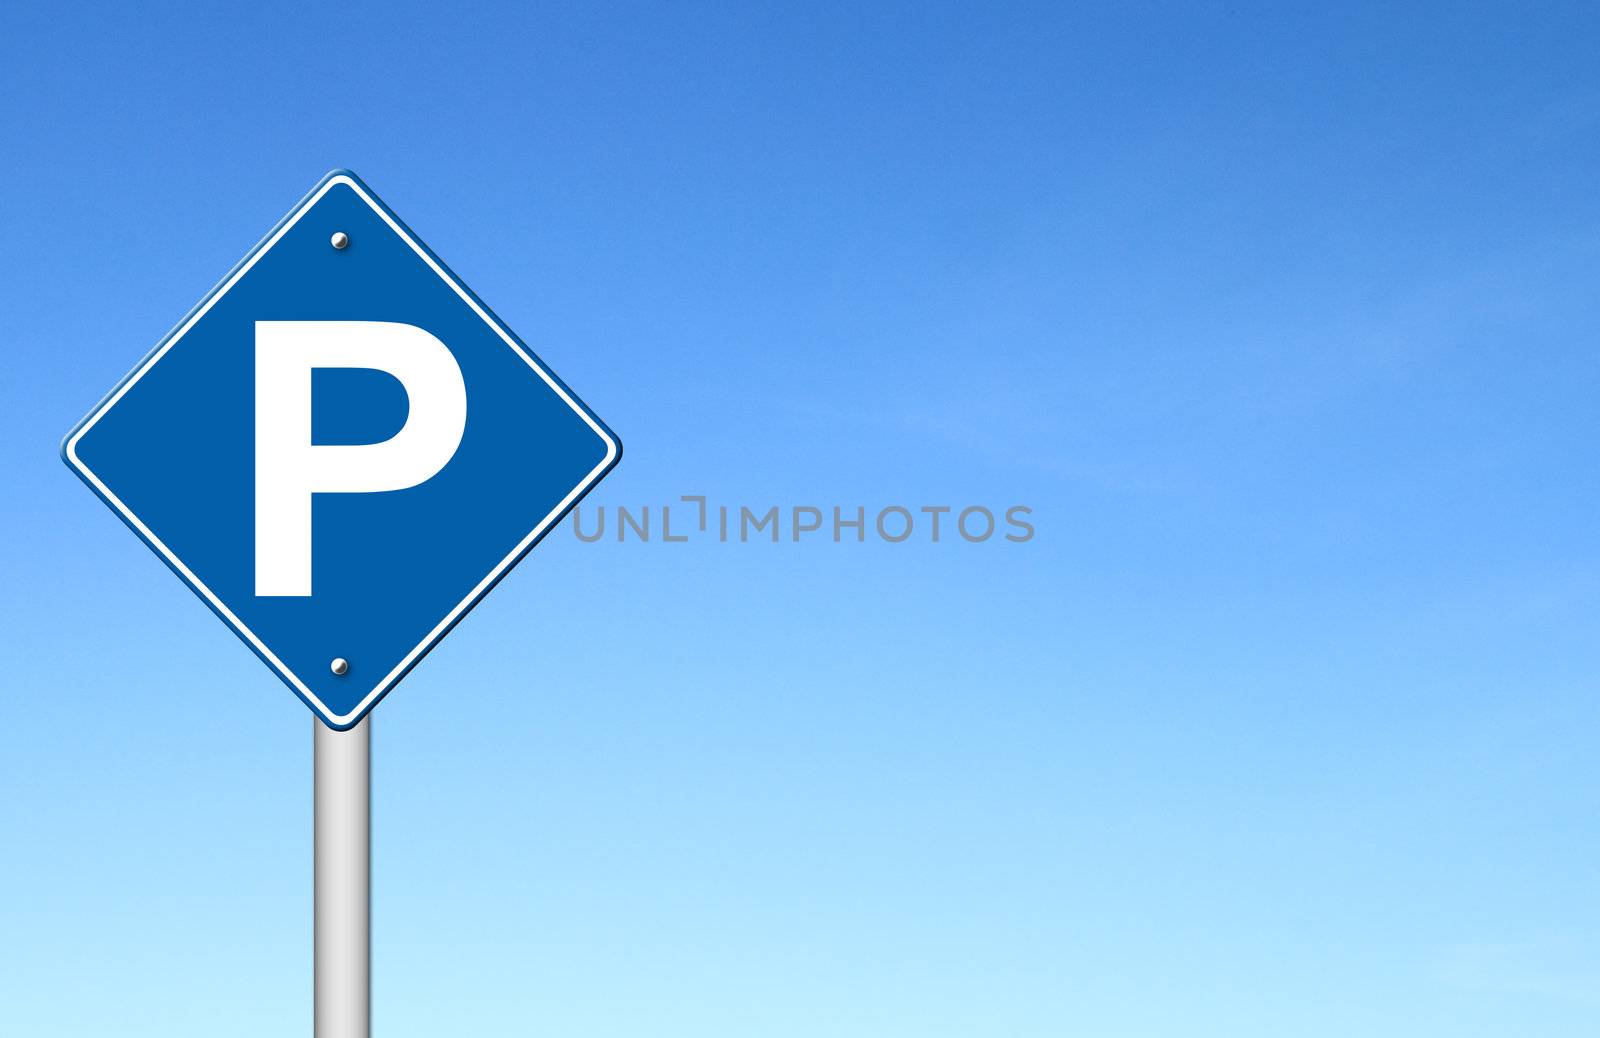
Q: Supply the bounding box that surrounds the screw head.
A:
[330,658,349,676]
[330,231,349,250]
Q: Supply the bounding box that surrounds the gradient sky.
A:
[6,3,1600,1036]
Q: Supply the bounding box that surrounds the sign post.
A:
[61,171,622,1031]
[315,717,370,1038]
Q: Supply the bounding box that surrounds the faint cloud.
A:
[1431,936,1600,1006]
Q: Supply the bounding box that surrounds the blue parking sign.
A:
[62,171,622,729]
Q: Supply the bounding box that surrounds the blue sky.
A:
[6,2,1600,1035]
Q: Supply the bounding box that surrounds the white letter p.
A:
[255,320,467,597]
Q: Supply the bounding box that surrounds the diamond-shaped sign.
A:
[62,171,621,728]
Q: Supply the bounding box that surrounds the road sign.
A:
[62,170,622,730]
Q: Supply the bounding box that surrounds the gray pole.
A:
[315,716,370,1038]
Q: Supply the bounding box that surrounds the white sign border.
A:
[63,172,620,729]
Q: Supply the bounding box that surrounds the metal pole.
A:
[315,716,370,1038]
